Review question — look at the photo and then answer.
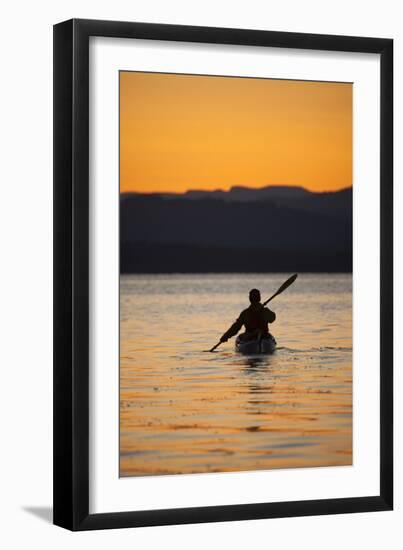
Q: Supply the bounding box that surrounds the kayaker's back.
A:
[240,303,276,334]
[219,288,276,343]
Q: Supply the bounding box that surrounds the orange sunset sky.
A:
[120,71,352,194]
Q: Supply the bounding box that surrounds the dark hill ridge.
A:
[120,186,352,273]
[178,185,311,201]
[121,184,350,202]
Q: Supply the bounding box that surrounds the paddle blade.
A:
[276,273,298,294]
[263,273,298,305]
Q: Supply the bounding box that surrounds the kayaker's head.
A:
[249,288,261,304]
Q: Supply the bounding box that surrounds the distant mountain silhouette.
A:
[161,185,312,202]
[120,186,352,273]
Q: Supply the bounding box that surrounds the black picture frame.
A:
[53,18,393,531]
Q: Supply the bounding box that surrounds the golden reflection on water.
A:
[120,273,352,476]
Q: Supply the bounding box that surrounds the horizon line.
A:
[120,184,353,195]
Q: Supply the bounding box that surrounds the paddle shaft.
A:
[209,342,222,352]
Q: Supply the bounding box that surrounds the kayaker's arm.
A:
[220,315,244,342]
[264,307,276,323]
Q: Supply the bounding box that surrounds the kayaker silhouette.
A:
[208,274,296,353]
[220,288,276,344]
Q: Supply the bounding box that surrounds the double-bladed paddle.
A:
[207,273,298,352]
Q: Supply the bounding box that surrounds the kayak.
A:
[235,334,276,355]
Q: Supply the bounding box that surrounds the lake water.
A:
[120,273,352,477]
